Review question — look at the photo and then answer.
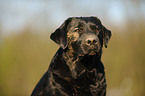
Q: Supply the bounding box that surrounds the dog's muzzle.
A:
[81,34,100,55]
[85,35,98,47]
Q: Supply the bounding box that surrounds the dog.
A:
[31,16,111,96]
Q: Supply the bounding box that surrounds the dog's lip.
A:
[78,50,97,57]
[87,48,98,55]
[88,50,96,55]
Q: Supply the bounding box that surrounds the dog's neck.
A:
[63,47,103,79]
[63,47,83,79]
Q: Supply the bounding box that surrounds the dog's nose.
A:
[86,36,98,46]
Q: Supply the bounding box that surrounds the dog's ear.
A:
[50,18,72,49]
[102,26,112,48]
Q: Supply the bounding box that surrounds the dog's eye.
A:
[74,28,84,33]
[96,26,100,32]
[96,27,101,32]
[90,25,100,32]
[95,27,101,35]
[74,28,80,32]
[96,28,100,32]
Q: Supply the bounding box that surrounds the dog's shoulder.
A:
[49,48,64,70]
[50,48,64,62]
[49,48,71,76]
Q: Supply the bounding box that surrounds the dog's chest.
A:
[66,71,106,96]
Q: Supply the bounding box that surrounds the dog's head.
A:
[50,17,111,57]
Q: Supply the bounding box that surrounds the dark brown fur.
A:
[31,16,111,96]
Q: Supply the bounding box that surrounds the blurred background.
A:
[0,0,145,96]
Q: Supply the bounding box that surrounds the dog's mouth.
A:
[79,53,99,71]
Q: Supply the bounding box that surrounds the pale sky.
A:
[0,0,145,36]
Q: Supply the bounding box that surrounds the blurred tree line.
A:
[0,29,58,96]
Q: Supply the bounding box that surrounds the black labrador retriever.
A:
[31,16,111,96]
